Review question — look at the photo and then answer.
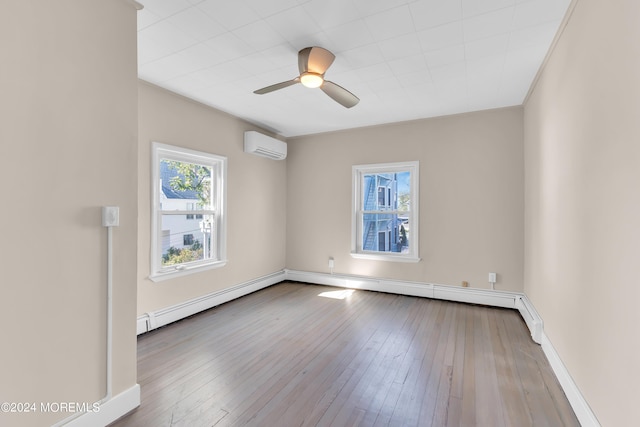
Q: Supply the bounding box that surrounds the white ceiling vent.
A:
[243,131,287,160]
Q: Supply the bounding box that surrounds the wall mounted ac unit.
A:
[243,131,287,160]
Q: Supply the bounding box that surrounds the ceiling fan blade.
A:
[320,81,360,108]
[298,47,335,75]
[254,78,300,94]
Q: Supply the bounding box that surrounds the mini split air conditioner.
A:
[243,131,287,160]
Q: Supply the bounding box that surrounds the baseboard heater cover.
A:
[515,295,543,343]
[286,269,520,310]
[137,270,286,335]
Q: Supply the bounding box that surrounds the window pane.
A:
[363,171,411,212]
[377,187,386,207]
[160,159,212,210]
[364,173,393,210]
[396,171,411,212]
[160,214,214,267]
[362,213,411,254]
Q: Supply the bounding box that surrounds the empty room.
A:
[2,0,638,426]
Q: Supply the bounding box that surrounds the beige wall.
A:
[524,0,640,425]
[287,108,524,291]
[137,83,287,315]
[0,1,139,426]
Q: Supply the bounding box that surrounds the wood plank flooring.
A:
[110,282,579,427]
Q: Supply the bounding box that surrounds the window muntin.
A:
[151,143,227,281]
[352,162,419,262]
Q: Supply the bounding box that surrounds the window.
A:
[352,161,419,262]
[151,142,227,281]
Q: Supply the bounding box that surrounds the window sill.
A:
[350,252,421,263]
[149,259,227,282]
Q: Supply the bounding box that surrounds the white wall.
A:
[524,0,640,425]
[137,82,287,315]
[0,1,139,426]
[287,107,524,292]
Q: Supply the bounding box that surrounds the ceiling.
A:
[137,0,571,137]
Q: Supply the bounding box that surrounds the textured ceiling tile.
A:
[463,7,515,41]
[233,20,286,51]
[409,0,462,31]
[417,21,464,51]
[302,0,361,29]
[461,0,515,18]
[513,0,571,29]
[324,19,375,51]
[167,7,227,40]
[423,44,465,68]
[464,33,510,61]
[364,5,415,42]
[198,0,260,30]
[377,33,423,61]
[136,0,571,136]
[265,6,322,40]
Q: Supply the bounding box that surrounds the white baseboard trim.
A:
[285,269,435,299]
[541,333,601,427]
[55,384,140,427]
[285,269,521,309]
[431,283,518,309]
[137,270,286,335]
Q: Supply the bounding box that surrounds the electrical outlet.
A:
[488,272,497,283]
[328,257,334,269]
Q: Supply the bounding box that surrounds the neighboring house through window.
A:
[352,161,420,262]
[150,142,227,281]
[186,203,203,220]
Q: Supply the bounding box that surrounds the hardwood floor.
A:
[110,282,579,427]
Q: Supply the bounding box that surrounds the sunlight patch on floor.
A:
[318,289,355,300]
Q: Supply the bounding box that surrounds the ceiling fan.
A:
[253,46,360,109]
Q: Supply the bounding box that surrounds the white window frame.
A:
[150,142,227,281]
[351,161,420,262]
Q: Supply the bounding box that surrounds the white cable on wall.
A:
[53,207,119,427]
[105,224,113,400]
[102,207,118,402]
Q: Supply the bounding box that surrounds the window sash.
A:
[157,212,218,270]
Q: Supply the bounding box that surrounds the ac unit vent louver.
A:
[243,131,287,160]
